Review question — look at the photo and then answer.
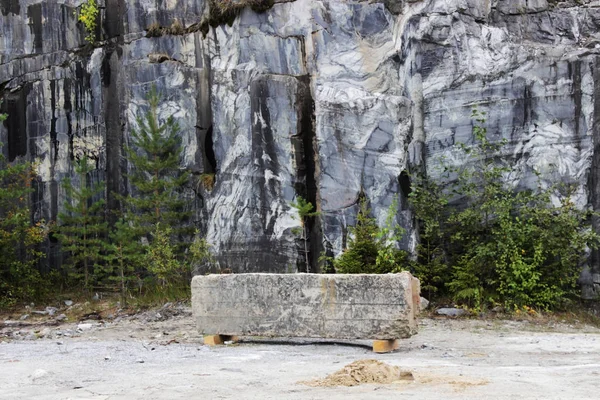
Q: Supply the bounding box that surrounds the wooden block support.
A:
[372,339,399,353]
[203,335,239,346]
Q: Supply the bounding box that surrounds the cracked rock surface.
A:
[3,1,600,294]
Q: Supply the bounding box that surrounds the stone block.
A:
[192,272,420,340]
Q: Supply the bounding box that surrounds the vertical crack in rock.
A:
[295,75,322,272]
[204,126,217,173]
[49,79,58,223]
[103,47,124,222]
[63,78,74,161]
[101,1,126,222]
[4,84,29,162]
[571,60,582,147]
[27,3,43,54]
[586,56,600,299]
[104,0,125,39]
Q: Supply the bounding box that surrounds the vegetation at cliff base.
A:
[330,110,597,312]
[0,96,597,314]
[407,110,599,311]
[0,143,48,307]
[0,90,213,309]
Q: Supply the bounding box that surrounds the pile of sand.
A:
[302,359,414,387]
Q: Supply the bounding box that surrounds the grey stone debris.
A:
[192,272,420,340]
[77,323,94,332]
[55,314,67,322]
[45,307,58,316]
[2,0,600,297]
[420,297,430,310]
[436,308,467,317]
[19,314,29,321]
[64,300,73,307]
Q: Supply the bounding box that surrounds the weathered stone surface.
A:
[191,272,420,340]
[3,0,600,296]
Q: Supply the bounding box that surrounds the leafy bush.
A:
[410,110,599,311]
[76,0,99,44]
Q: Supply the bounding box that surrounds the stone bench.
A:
[191,272,420,353]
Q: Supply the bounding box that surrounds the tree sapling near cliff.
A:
[122,86,191,235]
[334,196,407,274]
[291,196,319,272]
[56,156,107,289]
[120,86,195,295]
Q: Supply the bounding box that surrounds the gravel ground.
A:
[2,306,600,399]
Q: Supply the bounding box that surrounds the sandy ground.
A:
[2,306,600,399]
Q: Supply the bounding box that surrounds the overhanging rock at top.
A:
[191,272,420,340]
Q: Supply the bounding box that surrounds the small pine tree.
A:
[334,197,380,274]
[334,196,407,274]
[374,197,407,273]
[119,87,195,292]
[291,196,319,272]
[104,218,144,304]
[145,223,182,289]
[56,156,107,289]
[122,86,192,242]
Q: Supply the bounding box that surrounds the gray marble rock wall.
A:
[191,272,420,339]
[2,0,600,295]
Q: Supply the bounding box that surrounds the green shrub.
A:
[291,196,319,272]
[334,196,407,274]
[187,231,215,273]
[76,0,99,44]
[410,110,599,311]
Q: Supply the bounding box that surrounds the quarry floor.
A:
[1,306,600,399]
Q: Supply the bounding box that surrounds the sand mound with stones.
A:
[302,359,414,387]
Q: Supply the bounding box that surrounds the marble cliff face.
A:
[2,0,600,296]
